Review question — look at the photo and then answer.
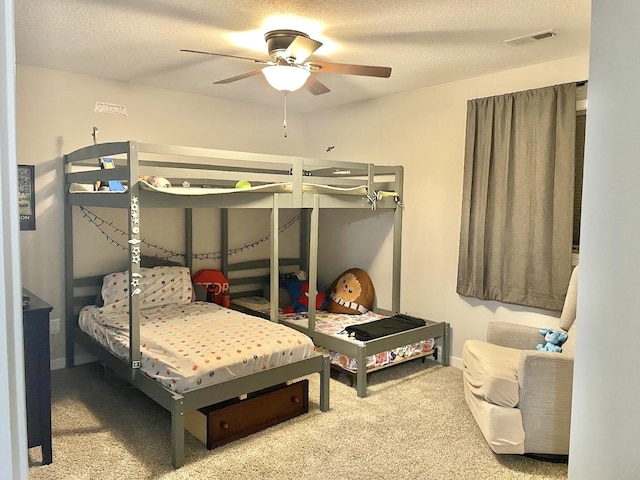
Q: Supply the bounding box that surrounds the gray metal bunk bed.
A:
[63,140,352,468]
[219,162,451,398]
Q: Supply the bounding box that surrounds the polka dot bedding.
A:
[231,296,435,373]
[78,301,316,394]
[100,266,194,313]
[281,310,436,373]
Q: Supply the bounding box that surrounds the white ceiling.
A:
[14,0,591,113]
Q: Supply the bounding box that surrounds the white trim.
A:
[50,351,96,370]
[50,358,66,371]
[0,0,28,476]
[450,356,464,370]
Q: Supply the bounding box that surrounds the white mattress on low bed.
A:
[231,296,435,373]
[79,301,316,394]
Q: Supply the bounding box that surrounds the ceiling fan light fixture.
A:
[262,65,310,92]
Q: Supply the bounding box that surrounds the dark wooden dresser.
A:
[22,289,53,464]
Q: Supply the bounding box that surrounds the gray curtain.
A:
[457,83,576,311]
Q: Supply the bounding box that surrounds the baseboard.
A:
[450,356,463,369]
[524,453,569,464]
[50,351,96,370]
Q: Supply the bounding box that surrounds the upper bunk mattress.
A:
[78,301,316,394]
[70,180,398,197]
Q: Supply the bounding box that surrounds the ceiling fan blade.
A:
[308,61,392,78]
[283,36,323,63]
[213,69,263,85]
[181,49,266,64]
[305,75,331,96]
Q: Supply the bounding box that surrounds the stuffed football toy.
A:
[326,267,375,314]
[536,328,568,353]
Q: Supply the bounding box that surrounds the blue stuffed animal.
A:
[536,328,568,352]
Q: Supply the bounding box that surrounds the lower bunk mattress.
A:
[78,301,316,394]
[231,296,435,374]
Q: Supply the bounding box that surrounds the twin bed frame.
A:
[62,140,447,467]
[225,255,451,398]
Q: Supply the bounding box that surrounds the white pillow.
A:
[100,266,193,312]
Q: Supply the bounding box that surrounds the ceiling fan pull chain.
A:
[283,92,288,138]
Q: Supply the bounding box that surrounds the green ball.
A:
[235,180,252,189]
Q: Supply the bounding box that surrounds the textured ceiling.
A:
[15,0,591,112]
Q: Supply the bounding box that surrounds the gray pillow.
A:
[262,284,291,308]
[140,255,182,268]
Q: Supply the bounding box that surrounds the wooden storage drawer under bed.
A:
[185,380,309,449]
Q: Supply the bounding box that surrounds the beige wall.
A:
[18,54,589,367]
[16,65,305,363]
[305,54,590,364]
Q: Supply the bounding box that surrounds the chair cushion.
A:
[463,340,521,408]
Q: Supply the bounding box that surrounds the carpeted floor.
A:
[28,359,568,480]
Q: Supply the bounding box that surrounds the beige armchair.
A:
[462,265,578,457]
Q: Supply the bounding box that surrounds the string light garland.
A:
[79,206,300,261]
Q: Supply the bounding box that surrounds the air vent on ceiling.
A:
[504,29,556,46]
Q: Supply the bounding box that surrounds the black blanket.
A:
[344,313,426,341]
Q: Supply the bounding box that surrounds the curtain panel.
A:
[457,83,576,311]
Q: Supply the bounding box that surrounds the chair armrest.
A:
[517,351,574,454]
[487,322,542,350]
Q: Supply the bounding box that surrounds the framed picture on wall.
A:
[18,164,35,231]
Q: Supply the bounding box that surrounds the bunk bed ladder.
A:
[290,157,304,207]
[184,208,193,274]
[221,208,229,277]
[299,209,310,275]
[127,141,142,381]
[307,195,320,333]
[367,163,374,202]
[269,194,280,322]
[63,152,75,368]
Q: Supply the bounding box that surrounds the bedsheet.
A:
[231,296,435,373]
[69,180,399,198]
[78,301,316,393]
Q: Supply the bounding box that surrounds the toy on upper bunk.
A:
[139,175,172,188]
[92,155,173,191]
[95,157,127,191]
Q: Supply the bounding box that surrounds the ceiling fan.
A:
[181,29,392,95]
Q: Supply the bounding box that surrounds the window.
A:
[457,83,576,310]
